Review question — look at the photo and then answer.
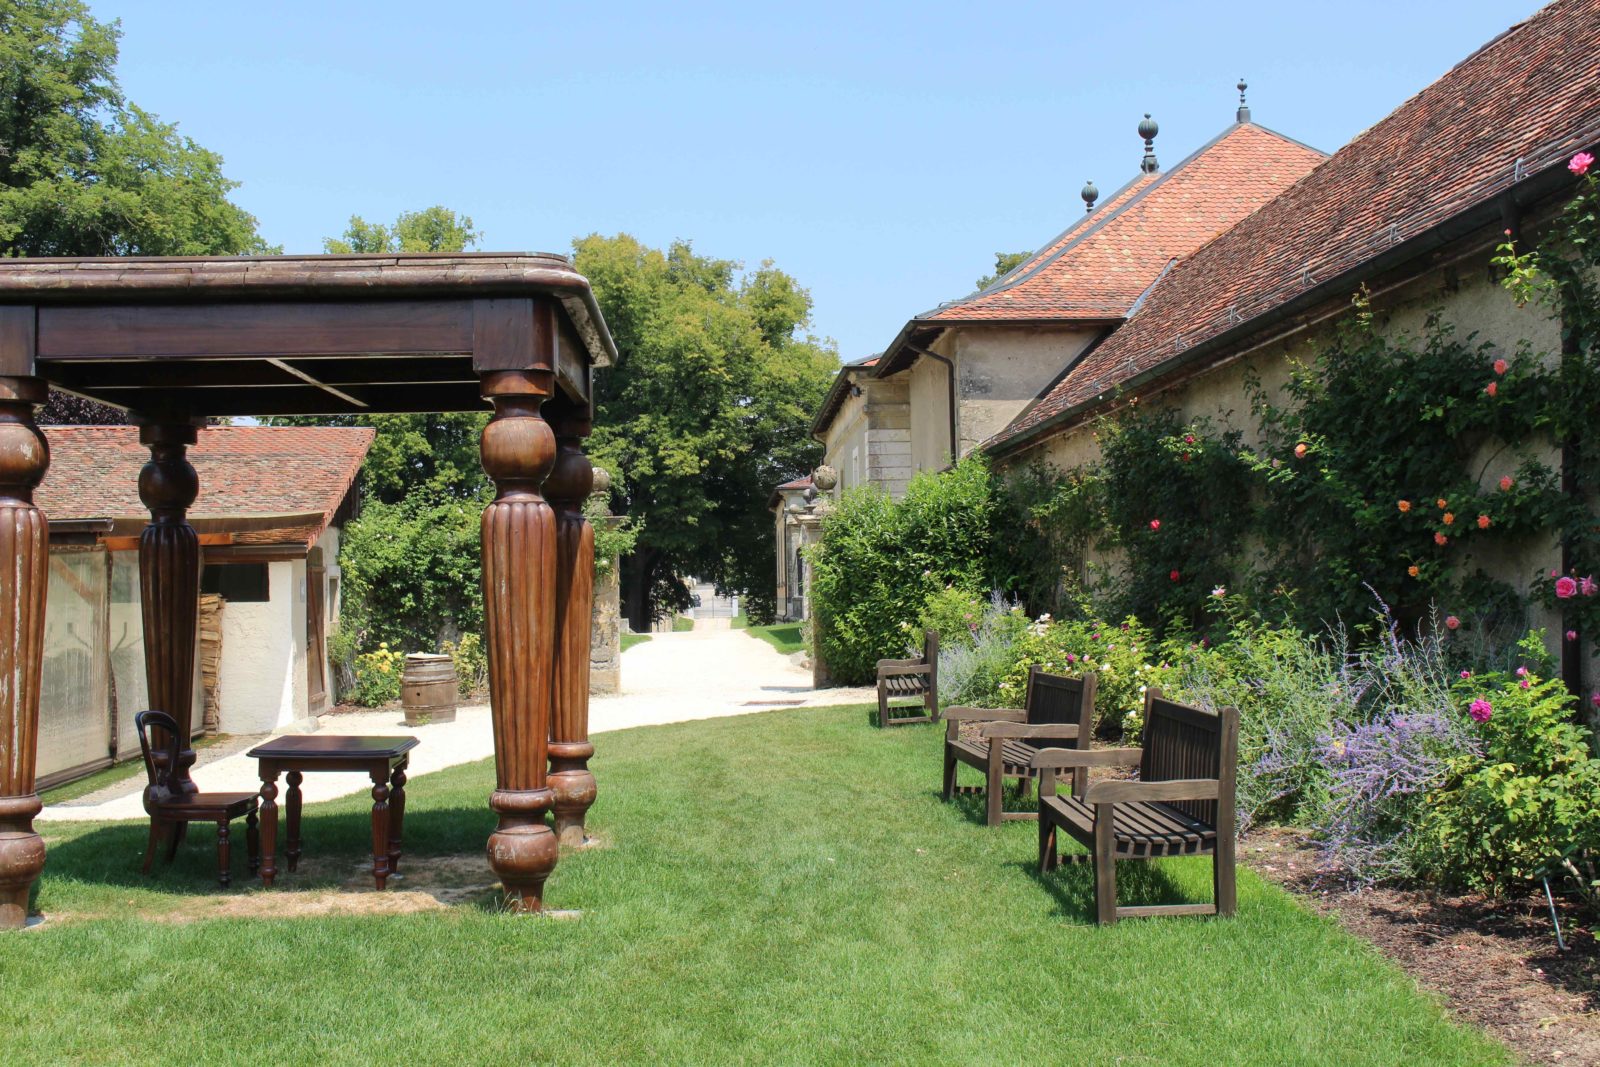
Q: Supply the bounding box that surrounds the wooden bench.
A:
[1032,689,1238,925]
[876,629,939,727]
[941,668,1097,827]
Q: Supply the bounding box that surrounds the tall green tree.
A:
[973,250,1031,290]
[574,234,837,627]
[322,206,481,256]
[0,0,270,257]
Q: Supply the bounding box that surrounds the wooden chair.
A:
[135,710,260,888]
[1032,689,1238,925]
[941,668,1097,826]
[876,629,939,727]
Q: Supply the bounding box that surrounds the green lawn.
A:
[4,705,1500,1065]
[672,613,695,632]
[731,614,806,655]
[620,632,650,651]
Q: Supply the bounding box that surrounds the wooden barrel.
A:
[402,653,457,725]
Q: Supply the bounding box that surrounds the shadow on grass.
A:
[38,804,498,900]
[1021,856,1202,923]
[939,779,1039,826]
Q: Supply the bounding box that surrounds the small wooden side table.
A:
[247,735,420,889]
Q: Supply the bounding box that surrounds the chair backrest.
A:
[1023,667,1097,749]
[134,709,181,797]
[1139,689,1239,828]
[923,630,939,696]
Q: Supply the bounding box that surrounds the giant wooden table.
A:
[0,254,613,926]
[247,734,420,890]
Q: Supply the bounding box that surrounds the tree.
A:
[322,206,480,256]
[0,0,270,257]
[573,234,837,628]
[973,250,1031,291]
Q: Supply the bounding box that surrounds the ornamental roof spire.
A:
[1138,114,1160,173]
[1236,78,1251,123]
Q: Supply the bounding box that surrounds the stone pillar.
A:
[0,376,48,930]
[545,404,597,848]
[137,418,203,798]
[479,370,559,911]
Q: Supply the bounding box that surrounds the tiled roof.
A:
[992,0,1600,452]
[38,425,374,547]
[925,123,1326,323]
[774,475,814,492]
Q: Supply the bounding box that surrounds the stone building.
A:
[981,0,1599,693]
[809,100,1326,493]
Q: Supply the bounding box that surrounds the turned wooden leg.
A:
[547,404,597,849]
[388,761,407,874]
[479,370,559,911]
[245,811,260,876]
[137,418,203,799]
[0,377,49,930]
[259,773,279,887]
[369,770,391,891]
[217,820,231,889]
[285,770,303,873]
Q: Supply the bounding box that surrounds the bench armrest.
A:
[979,722,1080,740]
[1083,778,1220,804]
[877,663,930,677]
[1029,746,1141,770]
[943,706,1025,723]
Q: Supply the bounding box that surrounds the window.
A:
[200,562,270,602]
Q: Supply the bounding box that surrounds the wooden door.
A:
[307,565,327,714]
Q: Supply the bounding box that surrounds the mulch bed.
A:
[1245,827,1600,1064]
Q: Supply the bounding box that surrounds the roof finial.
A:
[1236,78,1251,123]
[1081,179,1099,213]
[1138,113,1160,173]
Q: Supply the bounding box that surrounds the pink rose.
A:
[1571,151,1595,176]
[1567,630,1578,642]
[1169,569,1181,582]
[1486,381,1498,398]
[1149,519,1161,531]
[1184,434,1196,445]
[1557,576,1579,599]
[1520,679,1532,689]
[1592,692,1600,709]
[1583,576,1598,597]
[1469,698,1493,723]
[1445,615,1460,630]
[1492,358,1508,376]
[1065,653,1077,663]
[1459,670,1472,679]
[1500,476,1514,492]
[1516,666,1529,678]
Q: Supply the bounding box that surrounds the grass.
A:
[731,613,806,655]
[5,704,1502,1065]
[620,632,650,651]
[672,614,695,632]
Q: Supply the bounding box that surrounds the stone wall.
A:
[590,552,621,695]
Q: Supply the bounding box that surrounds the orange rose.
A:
[1436,498,1448,509]
[1407,565,1420,578]
[1397,500,1412,513]
[1477,514,1491,529]
[1443,512,1455,525]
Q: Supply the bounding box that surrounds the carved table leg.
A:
[369,769,391,891]
[217,821,231,889]
[259,770,280,887]
[137,418,203,799]
[0,377,49,930]
[479,370,559,911]
[546,404,598,848]
[285,769,303,873]
[388,759,407,875]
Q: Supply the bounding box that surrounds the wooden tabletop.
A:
[247,735,420,761]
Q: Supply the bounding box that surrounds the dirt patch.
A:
[1246,827,1600,1064]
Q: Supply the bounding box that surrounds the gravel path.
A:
[41,628,873,822]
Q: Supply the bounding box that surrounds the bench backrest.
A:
[923,629,939,695]
[1139,689,1238,829]
[1023,666,1097,749]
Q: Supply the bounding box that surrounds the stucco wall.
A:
[822,388,869,492]
[953,325,1101,456]
[1001,242,1574,669]
[908,354,952,474]
[216,558,308,735]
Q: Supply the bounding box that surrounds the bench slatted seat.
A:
[941,668,1097,827]
[876,630,939,727]
[1032,688,1238,925]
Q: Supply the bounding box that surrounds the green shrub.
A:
[443,633,487,697]
[935,595,1029,710]
[809,458,993,684]
[1000,614,1174,737]
[1421,668,1600,895]
[916,586,987,651]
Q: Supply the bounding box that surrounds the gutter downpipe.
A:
[905,341,960,466]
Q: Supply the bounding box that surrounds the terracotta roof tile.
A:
[926,124,1325,323]
[994,0,1600,451]
[37,425,374,547]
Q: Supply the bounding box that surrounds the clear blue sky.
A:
[98,0,1544,361]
